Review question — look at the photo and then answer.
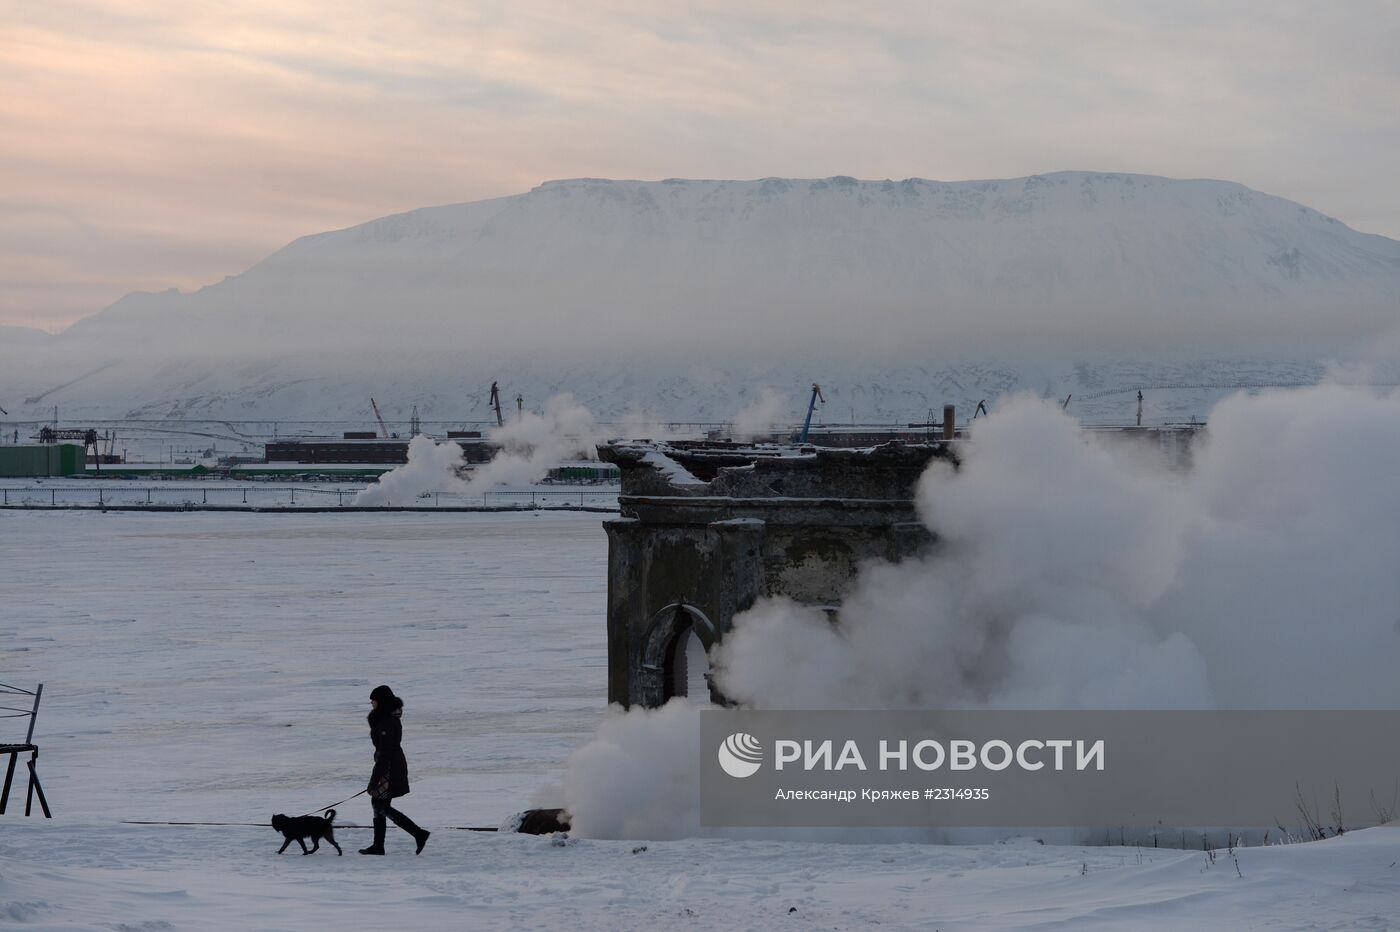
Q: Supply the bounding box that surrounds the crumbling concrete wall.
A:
[599,441,950,708]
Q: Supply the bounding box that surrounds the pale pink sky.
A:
[2,0,1397,331]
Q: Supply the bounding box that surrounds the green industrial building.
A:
[547,464,621,482]
[0,444,85,477]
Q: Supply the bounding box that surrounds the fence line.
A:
[0,485,619,509]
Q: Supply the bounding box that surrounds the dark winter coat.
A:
[368,701,410,799]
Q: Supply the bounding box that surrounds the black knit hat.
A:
[370,684,397,705]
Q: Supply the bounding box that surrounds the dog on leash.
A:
[271,809,342,855]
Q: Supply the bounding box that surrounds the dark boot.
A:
[385,806,429,854]
[359,815,386,855]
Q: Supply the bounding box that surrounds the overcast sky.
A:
[2,0,1397,331]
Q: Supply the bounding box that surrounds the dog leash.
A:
[299,788,368,817]
[120,819,499,831]
[117,789,509,832]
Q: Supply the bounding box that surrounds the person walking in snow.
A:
[359,684,430,855]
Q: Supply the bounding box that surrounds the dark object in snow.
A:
[362,685,430,854]
[0,682,50,818]
[517,808,572,834]
[271,809,342,855]
[367,686,410,799]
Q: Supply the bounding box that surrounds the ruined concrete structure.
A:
[597,423,1202,709]
[598,440,950,708]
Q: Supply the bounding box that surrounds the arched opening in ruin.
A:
[665,620,713,704]
[641,602,720,706]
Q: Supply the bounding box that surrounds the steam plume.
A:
[560,385,1400,838]
[731,387,787,441]
[355,393,599,504]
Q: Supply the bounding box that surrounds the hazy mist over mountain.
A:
[2,171,1398,423]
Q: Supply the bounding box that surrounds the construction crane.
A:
[369,398,390,439]
[489,382,504,428]
[83,428,101,473]
[798,383,826,444]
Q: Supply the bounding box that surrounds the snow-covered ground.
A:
[3,510,1396,930]
[5,824,1398,930]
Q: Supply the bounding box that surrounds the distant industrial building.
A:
[264,433,496,466]
[0,444,85,478]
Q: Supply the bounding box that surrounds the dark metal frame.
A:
[0,682,50,817]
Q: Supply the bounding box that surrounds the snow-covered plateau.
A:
[3,510,1397,930]
[3,172,1398,426]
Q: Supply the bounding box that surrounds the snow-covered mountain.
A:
[0,324,52,346]
[2,172,1398,423]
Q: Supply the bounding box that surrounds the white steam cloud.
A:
[462,393,599,494]
[613,408,699,443]
[560,702,703,839]
[560,385,1400,838]
[731,387,787,441]
[355,393,599,505]
[354,433,469,506]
